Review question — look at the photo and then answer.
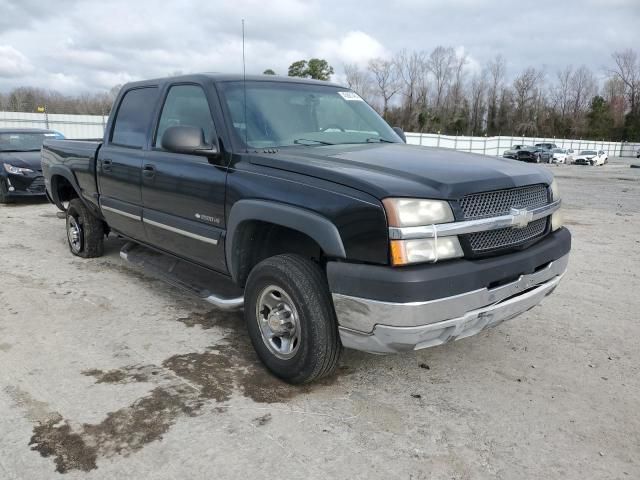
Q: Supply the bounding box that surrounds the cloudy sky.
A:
[0,0,638,94]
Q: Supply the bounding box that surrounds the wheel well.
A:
[232,221,324,287]
[51,175,78,207]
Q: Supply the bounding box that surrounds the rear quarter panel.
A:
[42,139,101,209]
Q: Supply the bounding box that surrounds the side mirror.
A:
[161,126,218,156]
[392,126,407,143]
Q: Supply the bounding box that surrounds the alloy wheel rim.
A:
[255,285,301,360]
[67,215,82,253]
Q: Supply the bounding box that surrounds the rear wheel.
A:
[66,199,104,258]
[244,254,341,384]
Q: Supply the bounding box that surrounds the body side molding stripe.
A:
[101,205,142,221]
[143,218,219,245]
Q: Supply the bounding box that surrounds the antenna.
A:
[242,19,248,152]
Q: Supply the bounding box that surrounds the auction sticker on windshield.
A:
[338,91,363,101]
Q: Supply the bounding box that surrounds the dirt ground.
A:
[1,159,639,479]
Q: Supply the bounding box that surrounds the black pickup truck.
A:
[42,74,571,383]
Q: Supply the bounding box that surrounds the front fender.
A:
[225,199,347,281]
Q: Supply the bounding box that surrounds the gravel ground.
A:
[1,159,639,479]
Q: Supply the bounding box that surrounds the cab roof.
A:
[122,73,347,90]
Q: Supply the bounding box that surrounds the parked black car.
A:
[0,128,64,203]
[514,146,544,163]
[42,74,570,383]
[534,143,558,163]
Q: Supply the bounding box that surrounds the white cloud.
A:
[0,45,34,77]
[317,31,389,68]
[0,0,637,93]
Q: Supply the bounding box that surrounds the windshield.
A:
[552,148,565,153]
[580,150,597,155]
[217,81,401,149]
[0,131,63,152]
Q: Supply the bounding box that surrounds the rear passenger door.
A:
[98,86,159,241]
[141,83,228,272]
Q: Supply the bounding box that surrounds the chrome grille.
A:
[459,184,548,219]
[467,218,547,252]
[458,184,550,254]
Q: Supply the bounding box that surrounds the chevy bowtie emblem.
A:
[510,207,534,229]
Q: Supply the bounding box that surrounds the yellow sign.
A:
[37,106,45,112]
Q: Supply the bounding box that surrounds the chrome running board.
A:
[120,242,244,310]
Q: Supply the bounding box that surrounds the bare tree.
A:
[469,72,487,134]
[427,46,456,112]
[487,54,506,134]
[368,57,399,119]
[512,67,544,134]
[447,50,468,118]
[343,63,372,101]
[553,66,573,119]
[603,76,627,127]
[610,49,640,114]
[394,49,427,128]
[569,65,597,117]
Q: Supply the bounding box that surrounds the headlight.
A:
[390,237,463,265]
[549,179,560,201]
[383,198,454,227]
[3,163,34,175]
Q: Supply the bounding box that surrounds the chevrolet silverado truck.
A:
[42,74,571,384]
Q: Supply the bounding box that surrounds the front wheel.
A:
[66,198,104,258]
[244,254,341,384]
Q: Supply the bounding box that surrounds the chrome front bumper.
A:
[333,253,568,354]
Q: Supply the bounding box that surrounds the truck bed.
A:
[42,139,101,208]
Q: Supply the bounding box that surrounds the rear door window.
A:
[111,87,159,148]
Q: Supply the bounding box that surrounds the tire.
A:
[244,253,341,384]
[66,198,104,258]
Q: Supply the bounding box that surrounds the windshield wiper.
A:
[365,137,394,143]
[293,138,334,146]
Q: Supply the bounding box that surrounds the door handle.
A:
[102,159,112,171]
[142,164,156,177]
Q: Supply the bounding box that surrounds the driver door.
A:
[141,83,228,272]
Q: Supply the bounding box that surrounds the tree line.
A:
[1,48,638,141]
[0,85,119,116]
[340,48,640,141]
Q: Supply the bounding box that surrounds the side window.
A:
[155,85,215,148]
[111,87,159,148]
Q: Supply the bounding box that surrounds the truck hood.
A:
[0,150,42,171]
[251,143,553,199]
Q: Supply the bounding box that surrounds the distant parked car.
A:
[502,144,527,159]
[573,149,608,166]
[0,128,64,203]
[514,146,543,163]
[534,143,557,163]
[550,148,570,164]
[535,143,558,150]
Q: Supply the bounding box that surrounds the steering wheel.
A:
[320,124,346,132]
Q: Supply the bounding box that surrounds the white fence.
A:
[405,132,640,158]
[0,111,106,139]
[1,111,639,157]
